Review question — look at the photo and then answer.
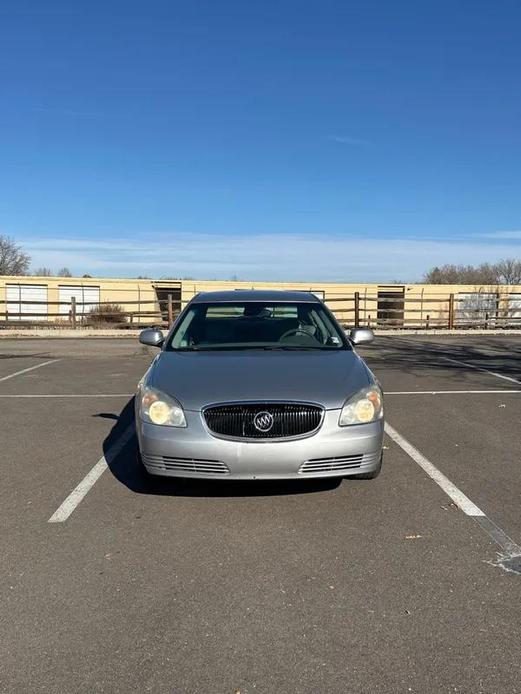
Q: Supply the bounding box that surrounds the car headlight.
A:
[139,385,187,427]
[339,385,383,426]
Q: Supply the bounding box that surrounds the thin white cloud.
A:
[19,232,521,282]
[479,230,521,240]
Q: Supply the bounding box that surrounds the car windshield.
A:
[166,301,349,351]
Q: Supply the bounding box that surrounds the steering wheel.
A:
[279,327,318,341]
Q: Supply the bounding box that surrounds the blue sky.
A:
[1,0,521,281]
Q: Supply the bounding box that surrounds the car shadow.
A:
[102,398,342,497]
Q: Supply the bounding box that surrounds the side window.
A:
[309,309,329,344]
[171,308,197,348]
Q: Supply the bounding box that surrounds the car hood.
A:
[147,350,371,410]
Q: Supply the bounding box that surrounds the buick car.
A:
[136,290,384,480]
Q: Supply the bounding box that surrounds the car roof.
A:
[190,290,321,304]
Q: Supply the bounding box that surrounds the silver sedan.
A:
[136,290,384,480]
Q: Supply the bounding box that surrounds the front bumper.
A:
[136,408,384,480]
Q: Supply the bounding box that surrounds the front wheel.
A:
[350,452,383,480]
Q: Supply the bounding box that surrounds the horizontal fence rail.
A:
[0,295,179,329]
[0,290,520,330]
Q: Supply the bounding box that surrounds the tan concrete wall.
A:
[179,280,369,323]
[180,280,521,327]
[1,275,520,327]
[0,276,161,325]
[399,284,521,327]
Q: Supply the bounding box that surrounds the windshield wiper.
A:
[172,345,334,352]
[174,345,269,352]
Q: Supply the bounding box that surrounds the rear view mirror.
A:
[349,327,375,346]
[139,328,164,347]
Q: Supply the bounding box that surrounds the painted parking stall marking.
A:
[48,424,134,523]
[441,356,521,385]
[385,422,521,572]
[0,359,61,383]
[385,422,485,516]
[377,336,521,386]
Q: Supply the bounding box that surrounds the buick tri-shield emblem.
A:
[253,411,274,432]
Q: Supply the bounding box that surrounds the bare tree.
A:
[0,235,30,275]
[33,267,53,276]
[57,267,73,277]
[423,261,519,285]
[495,258,521,285]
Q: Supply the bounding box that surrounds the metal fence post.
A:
[354,291,360,327]
[448,294,455,329]
[71,296,77,329]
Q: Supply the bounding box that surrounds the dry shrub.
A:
[86,303,126,325]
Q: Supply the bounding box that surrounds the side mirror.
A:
[139,328,164,348]
[349,327,375,346]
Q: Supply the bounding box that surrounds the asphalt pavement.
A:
[1,335,520,693]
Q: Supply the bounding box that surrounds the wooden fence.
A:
[328,291,521,329]
[0,291,520,330]
[0,296,177,329]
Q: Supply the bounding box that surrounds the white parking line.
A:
[0,393,133,398]
[386,389,521,395]
[0,359,61,383]
[385,422,521,562]
[384,422,485,516]
[48,425,134,523]
[441,356,521,385]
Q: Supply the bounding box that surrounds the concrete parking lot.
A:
[1,334,520,693]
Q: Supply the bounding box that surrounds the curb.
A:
[0,328,519,339]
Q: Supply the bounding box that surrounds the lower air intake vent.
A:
[299,454,364,474]
[143,455,230,475]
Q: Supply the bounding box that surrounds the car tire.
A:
[350,452,383,480]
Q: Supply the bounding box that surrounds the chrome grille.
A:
[203,403,323,439]
[143,454,230,475]
[299,454,364,474]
